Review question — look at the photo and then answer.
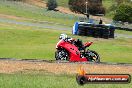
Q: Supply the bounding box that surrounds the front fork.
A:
[79,49,93,61]
[84,49,94,61]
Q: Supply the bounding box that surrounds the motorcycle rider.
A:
[59,34,74,42]
[74,39,84,50]
[59,34,84,50]
[59,34,68,40]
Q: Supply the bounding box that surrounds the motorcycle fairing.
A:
[56,40,87,62]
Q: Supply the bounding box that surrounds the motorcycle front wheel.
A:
[86,50,100,63]
[55,49,69,61]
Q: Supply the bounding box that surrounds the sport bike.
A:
[55,34,100,62]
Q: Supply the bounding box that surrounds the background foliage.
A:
[68,0,105,15]
[46,0,58,10]
[113,3,132,23]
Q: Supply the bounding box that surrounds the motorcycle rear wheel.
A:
[55,49,69,61]
[86,50,100,63]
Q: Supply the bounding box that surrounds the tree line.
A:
[7,0,132,23]
[47,0,131,23]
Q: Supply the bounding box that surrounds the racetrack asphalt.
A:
[0,17,132,38]
[0,18,72,30]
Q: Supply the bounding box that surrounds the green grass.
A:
[55,0,116,18]
[44,0,69,7]
[102,0,114,10]
[44,0,115,18]
[45,0,114,9]
[102,0,114,18]
[89,39,132,63]
[0,73,131,88]
[0,0,78,26]
[0,23,132,63]
[0,23,70,59]
[116,30,132,35]
[56,0,69,7]
[0,0,131,62]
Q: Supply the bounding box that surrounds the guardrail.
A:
[113,21,132,31]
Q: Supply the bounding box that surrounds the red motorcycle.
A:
[55,34,100,62]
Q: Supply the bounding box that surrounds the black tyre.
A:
[55,49,69,61]
[86,50,100,63]
[76,75,87,85]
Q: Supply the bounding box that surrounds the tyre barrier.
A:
[77,24,115,39]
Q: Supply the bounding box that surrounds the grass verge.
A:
[0,0,77,26]
[0,73,131,88]
[0,22,132,63]
[0,22,71,59]
[115,30,132,35]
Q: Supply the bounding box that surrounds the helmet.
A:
[59,34,67,40]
